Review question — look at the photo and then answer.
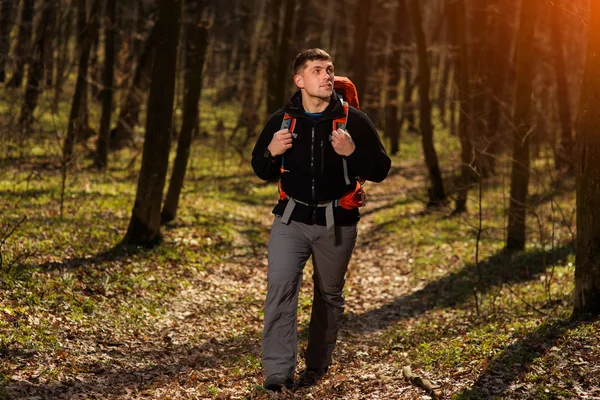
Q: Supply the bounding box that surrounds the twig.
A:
[402,366,440,398]
[504,284,548,316]
[0,216,27,270]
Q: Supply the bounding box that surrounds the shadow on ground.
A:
[344,244,574,334]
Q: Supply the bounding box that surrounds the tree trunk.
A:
[110,21,158,150]
[74,0,90,139]
[551,7,574,173]
[449,0,474,215]
[411,0,445,207]
[43,1,57,86]
[403,62,418,133]
[62,0,101,164]
[574,0,600,317]
[266,0,282,115]
[385,0,405,155]
[6,0,35,88]
[0,0,15,83]
[53,2,73,113]
[123,0,182,246]
[18,0,53,136]
[351,0,373,100]
[487,0,517,170]
[162,2,209,225]
[436,51,452,128]
[506,0,537,251]
[266,0,294,116]
[94,0,117,169]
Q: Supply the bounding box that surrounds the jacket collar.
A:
[283,90,346,120]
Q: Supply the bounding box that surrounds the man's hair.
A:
[293,48,333,75]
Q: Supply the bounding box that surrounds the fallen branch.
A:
[402,366,440,398]
[0,216,27,270]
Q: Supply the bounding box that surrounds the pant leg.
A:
[262,217,312,378]
[305,224,358,369]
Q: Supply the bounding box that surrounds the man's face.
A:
[294,59,334,100]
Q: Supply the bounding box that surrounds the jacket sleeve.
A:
[344,109,391,183]
[251,110,285,181]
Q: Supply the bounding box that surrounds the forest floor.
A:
[0,133,599,399]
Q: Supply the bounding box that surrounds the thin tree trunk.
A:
[351,0,373,99]
[437,51,451,128]
[272,0,294,113]
[266,0,282,115]
[123,0,182,246]
[449,0,474,214]
[506,0,537,251]
[574,0,600,317]
[162,2,209,224]
[411,0,445,207]
[487,0,517,170]
[0,0,15,83]
[74,0,90,139]
[386,0,405,155]
[7,0,35,88]
[18,0,53,136]
[94,0,117,169]
[110,21,158,150]
[53,2,73,113]
[43,2,57,86]
[403,62,418,133]
[62,0,101,164]
[551,7,574,173]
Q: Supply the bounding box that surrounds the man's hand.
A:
[332,129,355,157]
[268,129,293,156]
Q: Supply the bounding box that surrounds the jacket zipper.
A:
[320,140,324,176]
[311,126,315,200]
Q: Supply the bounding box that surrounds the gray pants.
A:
[262,216,358,378]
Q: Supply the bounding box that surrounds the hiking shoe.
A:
[263,373,293,391]
[296,366,328,388]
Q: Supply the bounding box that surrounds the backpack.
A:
[278,76,366,211]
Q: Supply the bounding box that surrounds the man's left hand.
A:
[331,129,355,157]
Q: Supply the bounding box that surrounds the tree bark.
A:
[18,0,53,136]
[123,0,182,246]
[0,0,15,83]
[385,0,405,155]
[6,0,35,88]
[506,0,537,251]
[351,0,373,100]
[94,0,117,169]
[162,2,209,225]
[266,0,283,115]
[43,1,57,86]
[551,7,574,173]
[487,0,517,170]
[436,51,452,128]
[410,0,445,207]
[110,21,158,150]
[574,0,600,317]
[53,2,73,113]
[62,0,101,164]
[266,0,294,116]
[449,0,474,214]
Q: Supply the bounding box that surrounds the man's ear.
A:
[294,74,304,89]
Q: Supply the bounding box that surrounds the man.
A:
[251,48,391,391]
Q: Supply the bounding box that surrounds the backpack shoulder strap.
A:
[333,101,352,185]
[281,113,296,132]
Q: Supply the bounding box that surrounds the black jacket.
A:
[251,90,391,226]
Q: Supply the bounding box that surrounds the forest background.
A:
[0,0,599,399]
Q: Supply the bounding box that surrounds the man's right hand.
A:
[268,129,293,156]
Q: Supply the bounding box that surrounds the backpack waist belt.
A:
[280,197,341,238]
